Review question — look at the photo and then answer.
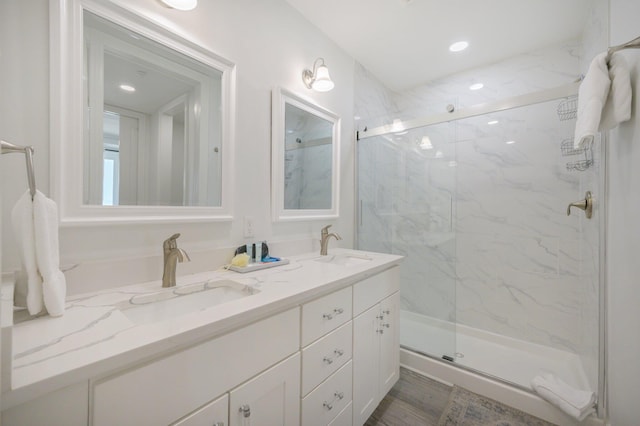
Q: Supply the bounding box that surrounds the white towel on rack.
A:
[574,52,610,149]
[600,53,632,131]
[574,51,633,149]
[33,191,66,317]
[11,190,66,317]
[11,190,44,315]
[531,373,595,421]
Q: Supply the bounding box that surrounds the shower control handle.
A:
[567,191,593,219]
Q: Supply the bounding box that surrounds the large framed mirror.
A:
[51,0,235,224]
[271,88,340,221]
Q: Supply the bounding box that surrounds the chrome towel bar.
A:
[1,139,36,200]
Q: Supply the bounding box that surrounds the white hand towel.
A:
[599,53,632,131]
[574,52,610,149]
[531,373,595,421]
[33,191,66,317]
[11,190,44,315]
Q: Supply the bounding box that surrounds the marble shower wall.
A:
[356,33,603,389]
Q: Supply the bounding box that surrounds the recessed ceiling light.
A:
[469,83,484,91]
[449,41,469,52]
[488,120,499,125]
[119,84,136,92]
[506,140,516,145]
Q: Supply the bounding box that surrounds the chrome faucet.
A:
[162,233,190,288]
[320,225,342,256]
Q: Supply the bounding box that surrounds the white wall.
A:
[607,0,640,423]
[0,0,356,290]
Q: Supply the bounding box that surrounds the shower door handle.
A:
[566,191,593,219]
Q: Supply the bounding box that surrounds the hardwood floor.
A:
[365,367,453,426]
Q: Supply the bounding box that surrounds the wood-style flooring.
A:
[365,367,453,426]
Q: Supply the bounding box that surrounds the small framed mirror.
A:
[51,0,235,224]
[271,88,340,221]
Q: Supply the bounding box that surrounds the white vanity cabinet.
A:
[352,267,400,426]
[172,393,228,426]
[92,307,300,426]
[301,286,353,426]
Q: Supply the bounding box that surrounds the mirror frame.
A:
[271,87,340,221]
[50,0,236,225]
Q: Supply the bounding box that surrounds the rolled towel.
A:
[600,53,632,131]
[574,52,610,149]
[33,191,66,317]
[531,373,595,421]
[11,190,44,315]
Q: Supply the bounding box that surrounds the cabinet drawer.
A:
[328,402,352,426]
[302,287,352,346]
[353,266,399,316]
[302,361,352,426]
[92,307,300,426]
[172,393,228,426]
[302,321,352,396]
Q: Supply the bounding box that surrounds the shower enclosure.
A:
[356,84,604,410]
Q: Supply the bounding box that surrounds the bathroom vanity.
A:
[1,249,402,426]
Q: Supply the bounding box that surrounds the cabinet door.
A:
[229,353,300,426]
[378,291,400,397]
[352,305,380,426]
[172,394,228,426]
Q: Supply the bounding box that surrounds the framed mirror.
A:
[271,88,340,221]
[51,0,235,224]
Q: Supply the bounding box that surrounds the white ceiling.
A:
[284,0,592,91]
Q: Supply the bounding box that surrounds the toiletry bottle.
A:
[255,241,263,263]
[246,243,253,263]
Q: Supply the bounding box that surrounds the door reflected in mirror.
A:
[84,11,223,207]
[272,88,340,221]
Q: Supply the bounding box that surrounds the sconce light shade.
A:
[302,58,335,92]
[160,0,197,10]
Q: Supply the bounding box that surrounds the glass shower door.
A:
[357,120,458,361]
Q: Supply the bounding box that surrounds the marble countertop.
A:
[4,248,403,408]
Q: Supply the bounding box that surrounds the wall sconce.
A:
[160,0,197,11]
[302,58,335,92]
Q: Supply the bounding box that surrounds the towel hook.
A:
[567,191,593,219]
[1,140,37,200]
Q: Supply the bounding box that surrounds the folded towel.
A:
[574,52,610,149]
[33,191,66,317]
[531,373,595,421]
[600,53,632,131]
[11,190,44,315]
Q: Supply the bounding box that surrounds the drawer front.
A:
[92,307,300,426]
[172,393,228,426]
[302,361,352,426]
[302,287,352,346]
[302,321,352,396]
[328,402,352,426]
[353,266,399,316]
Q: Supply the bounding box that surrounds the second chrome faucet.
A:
[162,233,190,287]
[320,225,341,255]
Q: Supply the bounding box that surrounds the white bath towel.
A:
[574,52,610,149]
[531,373,595,421]
[11,190,44,315]
[33,191,66,317]
[574,51,632,149]
[600,53,632,131]
[11,190,66,317]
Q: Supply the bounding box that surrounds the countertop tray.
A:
[228,259,290,273]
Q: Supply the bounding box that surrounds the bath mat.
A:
[438,386,557,426]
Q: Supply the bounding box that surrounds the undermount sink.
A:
[120,279,258,325]
[313,253,373,267]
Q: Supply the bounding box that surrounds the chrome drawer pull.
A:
[239,404,251,418]
[377,329,384,334]
[323,356,334,364]
[381,323,390,328]
[334,308,344,315]
[334,349,344,357]
[322,313,334,320]
[335,391,344,400]
[323,401,333,411]
[382,309,391,315]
